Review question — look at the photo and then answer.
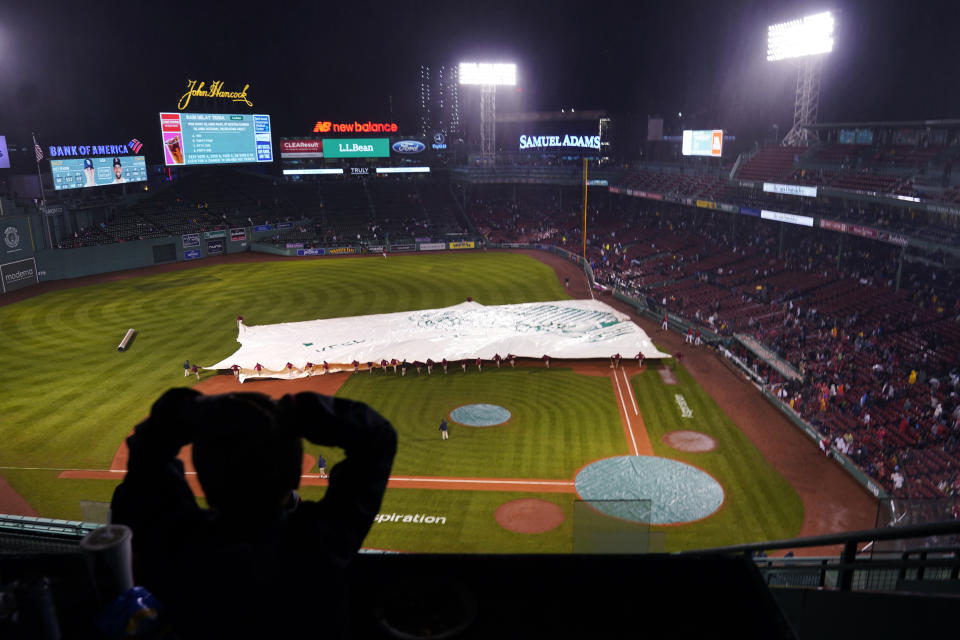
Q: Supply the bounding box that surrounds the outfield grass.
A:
[0,251,803,553]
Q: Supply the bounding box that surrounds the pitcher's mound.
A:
[495,498,565,534]
[662,430,717,453]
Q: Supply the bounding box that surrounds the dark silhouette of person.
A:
[110,388,397,638]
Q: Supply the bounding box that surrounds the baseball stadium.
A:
[1,2,959,637]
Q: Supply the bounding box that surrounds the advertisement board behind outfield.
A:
[207,239,224,254]
[419,242,446,251]
[327,247,355,255]
[448,241,475,249]
[184,249,202,260]
[230,228,247,242]
[0,257,39,294]
[182,233,200,248]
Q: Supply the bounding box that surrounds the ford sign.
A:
[392,140,426,154]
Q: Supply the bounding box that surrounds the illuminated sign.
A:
[519,134,600,150]
[681,130,723,157]
[763,182,818,198]
[178,80,253,111]
[280,139,323,158]
[760,210,814,227]
[458,62,517,86]
[392,140,426,154]
[432,132,447,150]
[283,168,343,176]
[160,112,273,165]
[48,140,142,158]
[376,167,430,174]
[313,121,399,134]
[51,156,147,191]
[0,136,9,169]
[350,167,370,175]
[322,138,390,158]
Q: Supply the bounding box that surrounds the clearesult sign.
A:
[280,139,323,158]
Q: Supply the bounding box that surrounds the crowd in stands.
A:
[466,186,960,500]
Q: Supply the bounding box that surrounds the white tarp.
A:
[207,299,671,381]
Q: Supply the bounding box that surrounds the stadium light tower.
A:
[459,62,517,166]
[767,11,836,146]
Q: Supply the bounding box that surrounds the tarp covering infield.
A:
[208,299,671,382]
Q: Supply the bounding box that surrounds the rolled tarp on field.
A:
[207,299,671,382]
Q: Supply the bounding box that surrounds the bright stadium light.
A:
[767,11,835,61]
[458,62,517,86]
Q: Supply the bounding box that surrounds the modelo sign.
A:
[518,134,600,151]
[392,140,426,154]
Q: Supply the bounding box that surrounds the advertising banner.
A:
[448,241,475,249]
[763,182,818,198]
[286,243,304,249]
[419,242,446,251]
[281,139,323,158]
[0,257,38,294]
[819,219,846,232]
[207,238,224,254]
[51,156,147,191]
[322,138,390,158]
[160,112,273,165]
[367,245,384,253]
[2,220,28,256]
[391,243,416,252]
[203,230,225,239]
[253,225,271,232]
[518,134,601,151]
[0,135,9,169]
[879,231,909,247]
[230,228,247,242]
[739,207,762,218]
[681,130,723,157]
[327,247,355,255]
[297,248,324,256]
[760,210,814,227]
[391,139,427,155]
[849,225,878,240]
[696,200,717,210]
[182,233,201,248]
[277,222,293,230]
[184,249,202,260]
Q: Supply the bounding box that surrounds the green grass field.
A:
[0,251,802,551]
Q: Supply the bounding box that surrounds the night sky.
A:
[0,0,956,160]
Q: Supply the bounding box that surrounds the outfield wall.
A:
[33,231,251,281]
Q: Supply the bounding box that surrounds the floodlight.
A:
[767,11,835,61]
[458,62,517,86]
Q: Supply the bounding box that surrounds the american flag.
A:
[128,138,143,154]
[32,134,43,163]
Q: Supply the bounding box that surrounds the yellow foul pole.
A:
[582,158,588,260]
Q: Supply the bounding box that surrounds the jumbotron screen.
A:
[681,130,723,157]
[51,156,147,191]
[159,112,273,166]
